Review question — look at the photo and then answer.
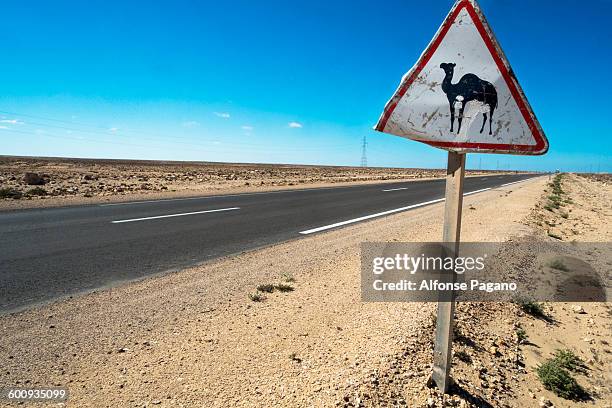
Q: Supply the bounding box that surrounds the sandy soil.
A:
[0,156,517,210]
[513,174,611,407]
[0,175,556,408]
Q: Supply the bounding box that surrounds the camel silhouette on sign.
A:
[439,62,497,135]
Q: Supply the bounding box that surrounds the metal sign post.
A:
[432,151,465,392]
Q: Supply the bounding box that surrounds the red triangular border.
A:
[375,0,548,155]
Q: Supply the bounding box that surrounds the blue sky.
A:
[0,0,610,172]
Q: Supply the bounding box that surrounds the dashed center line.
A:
[382,176,527,193]
[382,186,411,192]
[111,207,240,224]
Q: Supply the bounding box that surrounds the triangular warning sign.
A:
[375,0,548,155]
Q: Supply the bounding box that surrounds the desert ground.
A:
[0,172,609,407]
[0,156,517,210]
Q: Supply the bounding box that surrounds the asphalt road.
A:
[0,173,539,313]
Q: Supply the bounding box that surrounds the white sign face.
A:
[375,0,548,155]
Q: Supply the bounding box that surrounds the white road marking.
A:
[111,207,240,224]
[382,175,521,192]
[300,187,492,235]
[500,179,527,187]
[299,198,445,234]
[463,187,491,196]
[382,186,411,192]
[102,196,227,206]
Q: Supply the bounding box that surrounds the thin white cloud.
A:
[0,125,8,129]
[109,127,119,133]
[288,121,303,128]
[0,119,24,125]
[214,112,231,119]
[182,120,200,128]
[241,125,254,131]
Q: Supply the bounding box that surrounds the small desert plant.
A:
[552,349,583,372]
[275,283,294,292]
[548,259,569,272]
[455,350,472,363]
[536,359,586,400]
[0,187,22,199]
[517,299,546,318]
[23,172,47,185]
[256,283,275,293]
[515,327,528,343]
[249,292,264,302]
[26,187,47,196]
[548,175,565,197]
[280,272,295,283]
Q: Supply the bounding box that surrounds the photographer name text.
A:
[372,279,517,293]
